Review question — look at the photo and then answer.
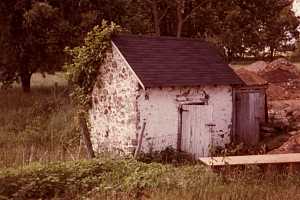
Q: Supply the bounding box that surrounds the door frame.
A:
[177,101,207,151]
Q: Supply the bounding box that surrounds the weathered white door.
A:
[181,105,213,157]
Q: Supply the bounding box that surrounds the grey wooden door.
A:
[181,105,213,157]
[235,88,266,145]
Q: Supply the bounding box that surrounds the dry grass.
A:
[0,73,81,168]
[30,72,67,87]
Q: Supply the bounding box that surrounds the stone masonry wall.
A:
[89,45,140,154]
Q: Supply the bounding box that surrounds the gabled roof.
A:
[112,35,244,87]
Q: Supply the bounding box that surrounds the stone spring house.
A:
[90,35,249,157]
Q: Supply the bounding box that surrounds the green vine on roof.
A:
[65,20,121,110]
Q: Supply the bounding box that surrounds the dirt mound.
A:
[268,100,300,131]
[259,58,300,83]
[268,134,300,154]
[244,61,268,73]
[267,85,288,101]
[234,58,300,100]
[260,58,300,100]
[234,68,267,86]
[267,81,300,101]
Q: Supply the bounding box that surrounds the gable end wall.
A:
[89,45,140,154]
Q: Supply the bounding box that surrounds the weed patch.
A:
[1,158,300,200]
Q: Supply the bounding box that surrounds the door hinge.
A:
[180,107,189,112]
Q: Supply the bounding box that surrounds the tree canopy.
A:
[0,0,299,92]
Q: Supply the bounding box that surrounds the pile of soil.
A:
[235,58,300,100]
[259,58,300,100]
[267,84,289,101]
[233,59,300,155]
[258,58,300,83]
[265,100,300,154]
[268,100,300,130]
[268,134,300,154]
[234,68,267,86]
[244,61,268,73]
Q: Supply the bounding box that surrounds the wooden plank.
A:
[134,122,146,159]
[236,92,250,144]
[199,153,300,166]
[249,93,260,144]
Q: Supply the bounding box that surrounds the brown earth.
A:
[235,59,300,154]
[258,58,300,81]
[235,58,300,101]
[268,134,300,154]
[234,68,267,86]
[243,61,268,73]
[261,59,300,100]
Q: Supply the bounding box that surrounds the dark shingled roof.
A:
[112,35,244,87]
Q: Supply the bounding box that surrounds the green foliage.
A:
[65,20,121,109]
[1,0,299,92]
[207,0,299,60]
[1,158,300,200]
[0,1,70,92]
[138,146,198,165]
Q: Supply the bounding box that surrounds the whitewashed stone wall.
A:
[137,86,233,152]
[90,45,234,155]
[89,45,140,154]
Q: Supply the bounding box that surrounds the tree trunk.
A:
[78,114,95,159]
[20,73,32,93]
[176,0,184,38]
[152,1,161,36]
[270,47,275,61]
[177,21,183,38]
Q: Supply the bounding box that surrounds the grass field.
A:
[1,72,300,199]
[0,73,80,168]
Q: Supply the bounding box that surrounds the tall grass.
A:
[0,74,80,168]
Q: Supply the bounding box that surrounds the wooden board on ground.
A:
[199,153,300,166]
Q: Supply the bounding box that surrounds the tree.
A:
[144,0,170,36]
[207,0,299,60]
[174,0,208,38]
[0,1,68,92]
[261,6,299,59]
[0,0,17,86]
[1,0,299,91]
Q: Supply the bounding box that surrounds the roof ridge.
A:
[114,34,209,43]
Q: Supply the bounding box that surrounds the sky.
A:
[293,0,300,16]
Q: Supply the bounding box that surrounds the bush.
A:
[0,158,174,199]
[1,158,300,200]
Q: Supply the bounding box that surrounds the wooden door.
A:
[235,88,266,145]
[181,105,213,157]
